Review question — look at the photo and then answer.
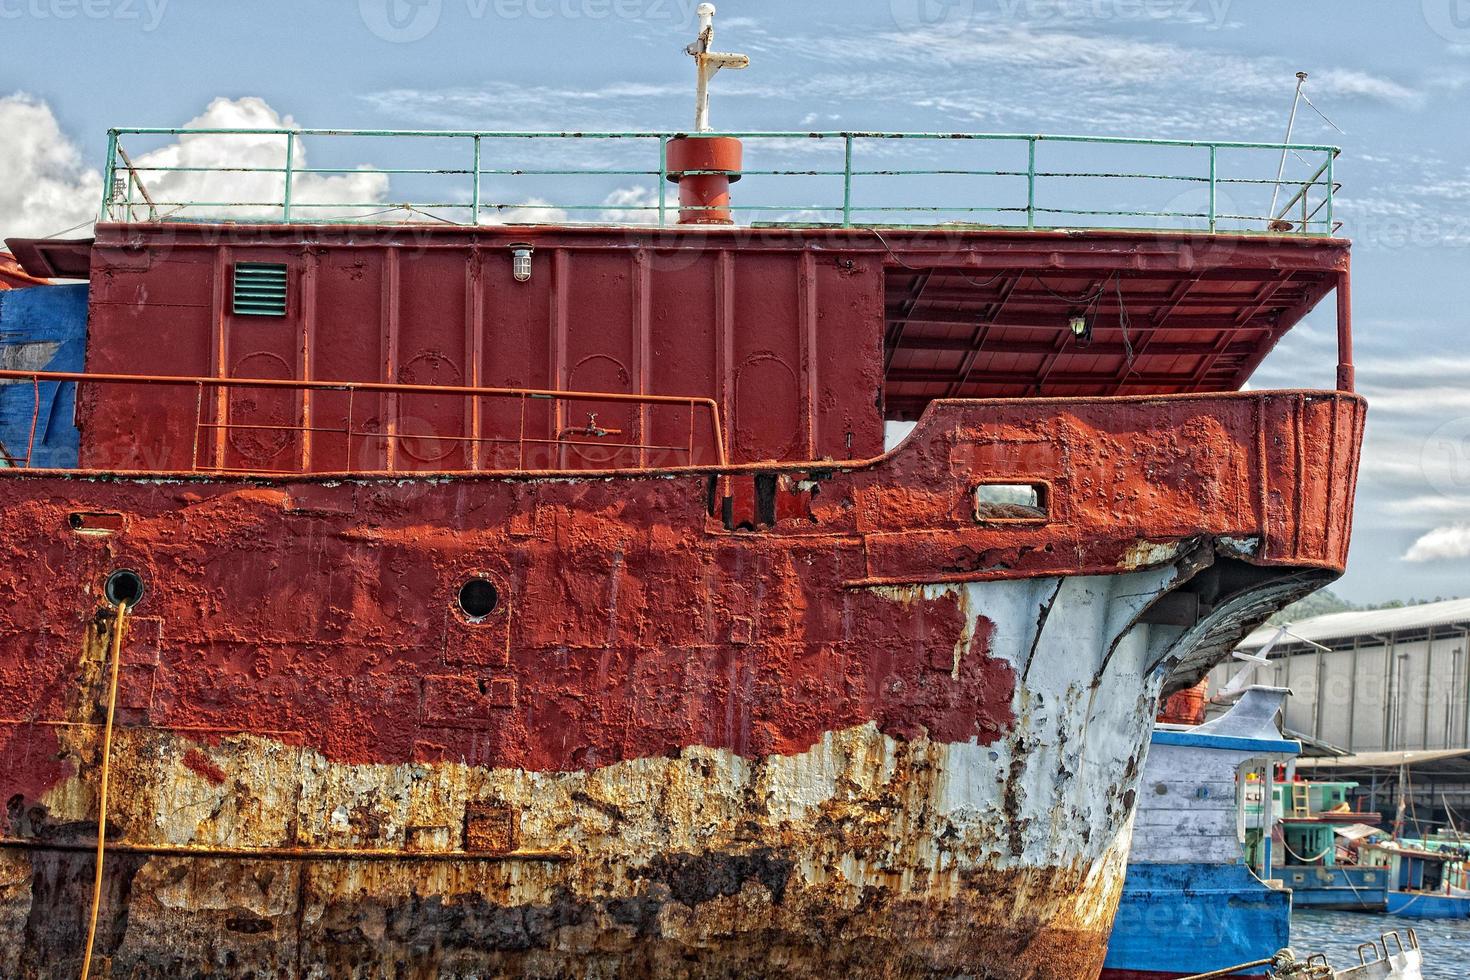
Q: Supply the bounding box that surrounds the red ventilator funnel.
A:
[666,136,743,226]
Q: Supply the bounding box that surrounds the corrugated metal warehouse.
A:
[1220,599,1470,753]
[1212,598,1470,821]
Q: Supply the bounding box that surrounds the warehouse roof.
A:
[1297,749,1470,784]
[1297,748,1470,771]
[1241,597,1470,650]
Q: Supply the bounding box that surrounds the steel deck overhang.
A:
[4,237,91,280]
[882,261,1340,409]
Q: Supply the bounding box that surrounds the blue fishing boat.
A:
[1361,841,1470,919]
[1275,781,1389,911]
[1103,688,1299,979]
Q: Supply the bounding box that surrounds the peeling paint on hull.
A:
[0,569,1309,979]
[4,727,1132,979]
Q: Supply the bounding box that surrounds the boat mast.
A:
[686,3,748,132]
[1267,72,1308,226]
[1394,762,1408,840]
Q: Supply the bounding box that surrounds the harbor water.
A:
[1292,909,1470,978]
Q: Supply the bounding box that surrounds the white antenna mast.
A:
[1215,624,1332,701]
[1267,71,1308,227]
[686,4,749,133]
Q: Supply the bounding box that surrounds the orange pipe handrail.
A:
[0,368,728,471]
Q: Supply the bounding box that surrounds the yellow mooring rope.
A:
[79,603,128,980]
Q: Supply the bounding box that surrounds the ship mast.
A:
[665,4,748,224]
[686,3,748,132]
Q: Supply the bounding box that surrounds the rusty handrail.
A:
[100,127,1342,235]
[0,369,728,472]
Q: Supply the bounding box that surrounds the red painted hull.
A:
[0,392,1360,782]
[0,207,1367,980]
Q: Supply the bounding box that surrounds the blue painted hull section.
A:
[1103,862,1288,977]
[1279,865,1388,911]
[0,284,89,468]
[1386,890,1470,918]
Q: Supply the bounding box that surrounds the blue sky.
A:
[1,0,1467,603]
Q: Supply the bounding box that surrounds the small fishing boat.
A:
[1193,934,1422,980]
[1103,687,1299,979]
[1359,841,1470,919]
[1104,691,1437,978]
[1168,928,1425,980]
[1274,781,1389,911]
[1324,929,1424,980]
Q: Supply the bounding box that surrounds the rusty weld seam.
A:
[1019,578,1065,687]
[1088,542,1214,695]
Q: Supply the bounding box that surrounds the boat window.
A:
[974,483,1048,522]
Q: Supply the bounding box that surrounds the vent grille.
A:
[232,263,288,316]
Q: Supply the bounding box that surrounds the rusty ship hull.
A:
[0,198,1366,977]
[0,390,1362,979]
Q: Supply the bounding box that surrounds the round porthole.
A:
[458,578,500,621]
[105,569,145,608]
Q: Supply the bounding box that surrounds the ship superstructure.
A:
[0,14,1364,979]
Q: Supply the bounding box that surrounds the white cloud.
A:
[1310,69,1421,107]
[1357,385,1470,416]
[598,185,661,224]
[805,23,1418,109]
[119,97,389,222]
[1385,495,1470,519]
[3,94,662,235]
[360,16,1419,156]
[0,93,103,241]
[1,94,395,239]
[1404,523,1470,562]
[362,81,685,130]
[1357,353,1470,381]
[478,197,568,225]
[480,186,666,226]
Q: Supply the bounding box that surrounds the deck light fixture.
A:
[1069,313,1092,347]
[510,244,534,282]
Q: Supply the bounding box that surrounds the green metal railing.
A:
[99,128,1342,235]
